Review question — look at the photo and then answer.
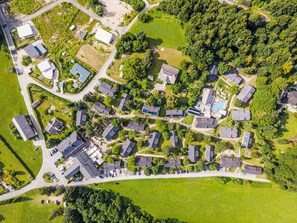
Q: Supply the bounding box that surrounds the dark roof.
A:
[24,44,39,59]
[79,31,87,39]
[288,91,297,105]
[209,64,218,80]
[188,145,199,162]
[187,107,203,116]
[225,72,243,85]
[76,109,88,126]
[148,132,161,149]
[242,131,253,148]
[237,84,256,103]
[102,161,121,171]
[12,115,36,141]
[219,127,238,138]
[195,117,218,128]
[244,165,263,175]
[205,145,214,162]
[202,88,216,106]
[165,110,184,117]
[242,0,251,7]
[70,63,90,83]
[221,157,241,168]
[118,93,130,111]
[98,82,116,97]
[102,124,119,140]
[170,131,178,148]
[45,118,64,135]
[93,102,112,115]
[164,160,181,168]
[35,43,47,55]
[135,157,152,167]
[232,110,251,121]
[126,121,145,131]
[56,132,86,159]
[142,104,160,116]
[120,139,135,157]
[31,100,42,109]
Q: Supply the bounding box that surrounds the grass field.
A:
[0,43,42,178]
[97,178,297,223]
[9,0,47,15]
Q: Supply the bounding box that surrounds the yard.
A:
[9,0,49,15]
[97,178,297,223]
[28,84,74,148]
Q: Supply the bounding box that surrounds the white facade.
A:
[95,28,113,45]
[37,60,56,79]
[17,24,34,39]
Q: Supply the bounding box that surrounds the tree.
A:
[142,49,153,69]
[111,144,121,155]
[282,60,293,74]
[229,86,239,95]
[234,99,244,107]
[218,62,230,74]
[104,96,113,107]
[123,57,146,81]
[144,168,152,176]
[138,13,151,23]
[111,118,121,127]
[21,56,31,66]
[127,156,136,171]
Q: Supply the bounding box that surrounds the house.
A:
[224,72,243,85]
[24,44,39,59]
[35,43,47,56]
[158,64,180,84]
[194,117,218,128]
[45,118,64,135]
[164,159,181,168]
[126,121,145,131]
[17,24,34,39]
[187,107,203,116]
[118,93,130,111]
[244,165,263,175]
[188,145,199,163]
[170,131,178,148]
[287,91,297,106]
[232,110,251,121]
[37,59,56,79]
[64,152,98,179]
[165,110,184,118]
[220,127,238,138]
[242,131,253,149]
[31,100,41,109]
[76,109,88,127]
[98,82,116,97]
[102,124,119,140]
[102,161,121,172]
[56,132,86,159]
[205,145,214,163]
[142,104,160,116]
[93,102,112,115]
[221,157,242,168]
[120,139,135,157]
[12,115,36,141]
[70,63,90,83]
[237,84,255,103]
[95,28,113,45]
[79,31,87,40]
[148,132,161,149]
[209,64,218,81]
[135,157,152,168]
[202,88,216,106]
[242,0,252,7]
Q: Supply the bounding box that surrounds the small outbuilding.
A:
[95,28,113,45]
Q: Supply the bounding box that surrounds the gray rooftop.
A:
[93,102,112,115]
[126,121,145,131]
[70,63,90,83]
[102,161,121,171]
[45,118,64,135]
[56,132,86,159]
[225,72,243,85]
[202,88,216,106]
[76,109,88,127]
[35,43,47,55]
[118,93,130,111]
[209,64,218,77]
[244,165,262,175]
[135,157,152,167]
[142,104,160,116]
[164,159,181,168]
[195,117,218,128]
[242,131,253,148]
[221,157,241,168]
[205,145,214,163]
[120,139,135,157]
[166,110,184,117]
[12,115,36,141]
[79,31,87,39]
[236,84,255,103]
[170,131,178,148]
[188,145,199,163]
[219,127,238,138]
[159,64,180,84]
[288,91,297,105]
[148,132,161,149]
[24,44,39,59]
[232,110,251,121]
[102,124,119,140]
[98,82,116,97]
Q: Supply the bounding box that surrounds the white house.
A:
[95,28,113,45]
[158,63,180,84]
[37,60,56,79]
[17,24,35,39]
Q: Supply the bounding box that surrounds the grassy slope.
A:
[0,46,42,177]
[97,178,297,223]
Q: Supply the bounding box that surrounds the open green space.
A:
[9,0,46,15]
[97,178,297,223]
[0,40,42,178]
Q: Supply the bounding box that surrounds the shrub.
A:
[138,13,151,23]
[21,56,32,66]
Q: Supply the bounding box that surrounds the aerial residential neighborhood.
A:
[0,0,297,222]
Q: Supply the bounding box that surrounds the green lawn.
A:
[0,43,42,178]
[9,0,46,15]
[0,190,63,223]
[130,9,187,48]
[97,178,297,223]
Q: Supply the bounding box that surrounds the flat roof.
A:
[17,24,34,38]
[95,28,113,45]
[70,63,90,83]
[37,60,52,72]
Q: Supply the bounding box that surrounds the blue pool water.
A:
[212,100,227,112]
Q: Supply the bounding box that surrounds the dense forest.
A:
[159,0,297,190]
[63,186,182,223]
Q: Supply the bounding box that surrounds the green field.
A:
[97,178,297,223]
[130,9,187,48]
[0,42,42,178]
[9,0,46,15]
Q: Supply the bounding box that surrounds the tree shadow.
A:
[0,214,5,222]
[0,162,4,171]
[147,37,163,48]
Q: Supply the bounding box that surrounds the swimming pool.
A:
[212,99,227,112]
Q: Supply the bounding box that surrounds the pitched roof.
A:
[209,64,218,79]
[70,63,90,83]
[24,44,39,59]
[93,102,111,115]
[165,110,184,117]
[170,131,178,148]
[219,127,238,138]
[35,43,47,55]
[142,104,160,116]
[202,88,216,106]
[188,145,199,162]
[76,109,88,126]
[118,93,130,111]
[242,0,252,7]
[102,161,121,171]
[45,118,64,135]
[12,115,36,141]
[158,64,180,84]
[242,131,253,148]
[244,165,263,175]
[135,157,152,167]
[224,72,243,85]
[120,139,135,157]
[221,157,241,168]
[102,124,119,140]
[164,159,181,168]
[56,132,86,159]
[205,145,214,162]
[98,82,116,96]
[148,132,161,149]
[232,110,251,121]
[236,84,256,103]
[126,121,145,131]
[288,91,297,105]
[194,117,218,128]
